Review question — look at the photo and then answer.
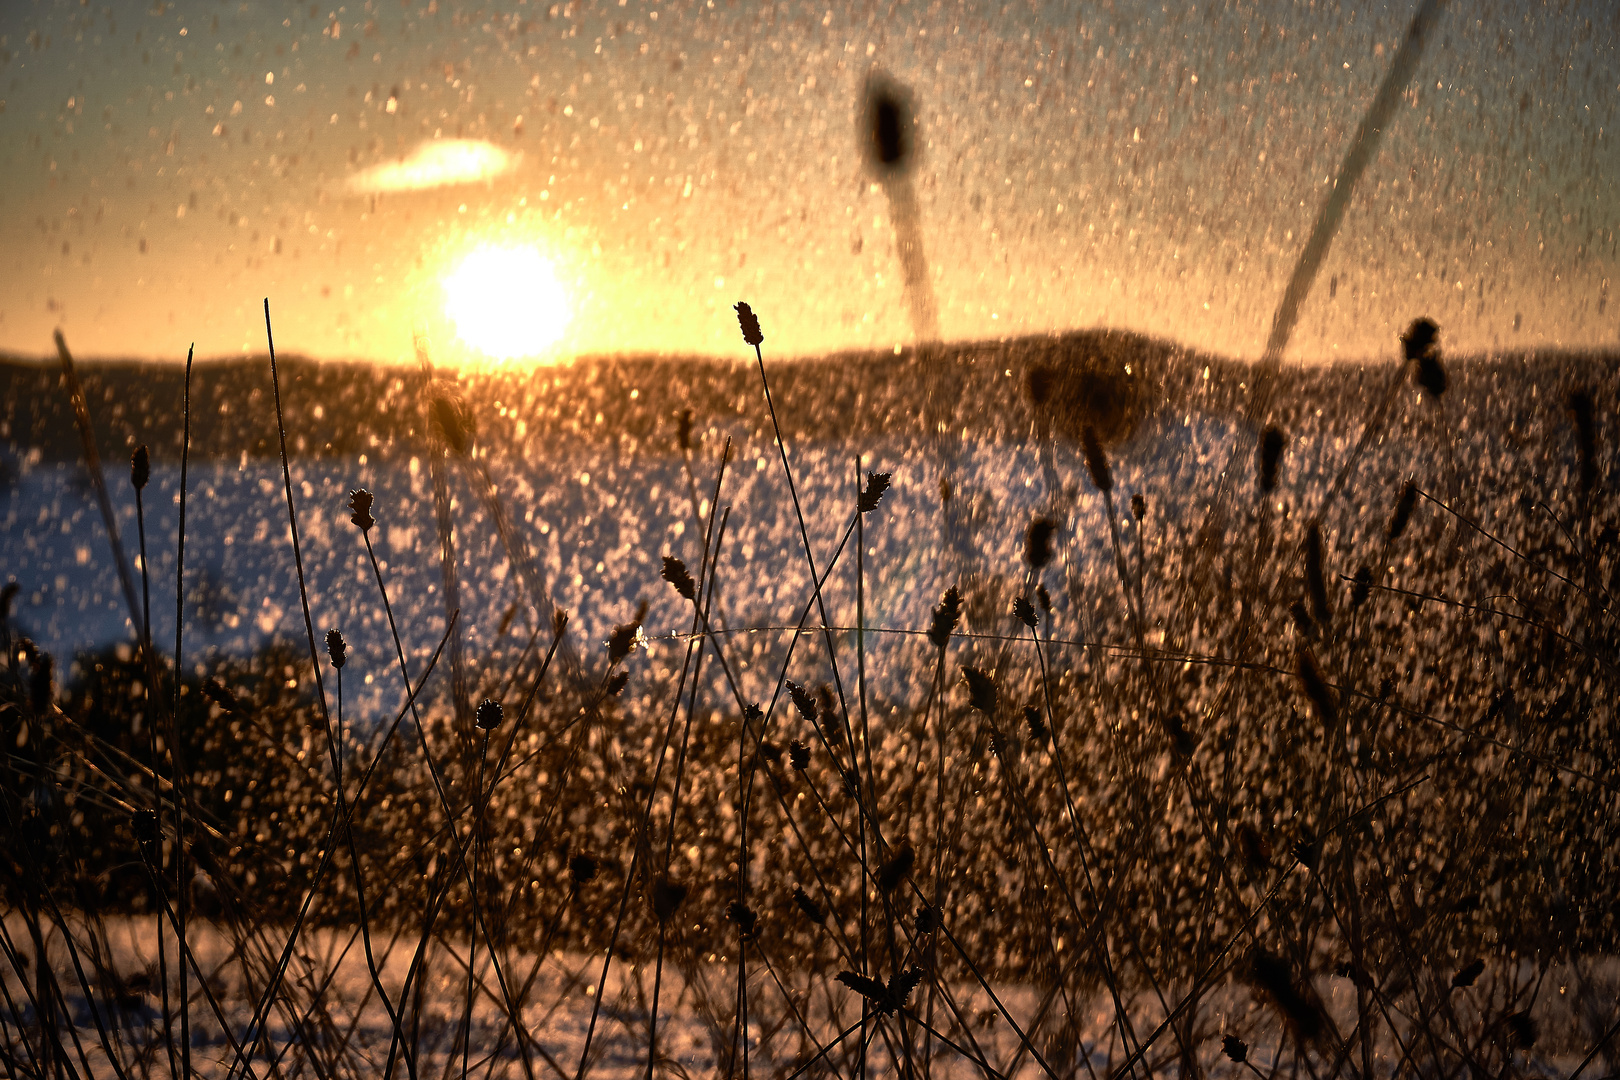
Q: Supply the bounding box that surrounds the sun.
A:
[443,246,570,359]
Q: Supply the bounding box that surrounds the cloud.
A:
[346,139,513,194]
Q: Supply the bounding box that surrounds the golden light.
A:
[443,246,570,360]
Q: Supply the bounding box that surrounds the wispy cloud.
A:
[346,139,513,194]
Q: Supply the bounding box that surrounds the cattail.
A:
[1296,646,1338,726]
[928,586,963,648]
[661,555,696,601]
[792,883,824,922]
[1387,481,1418,540]
[726,900,758,938]
[203,678,240,712]
[433,396,471,454]
[1130,492,1146,521]
[475,698,503,731]
[29,651,52,714]
[864,76,911,172]
[1567,388,1597,493]
[606,670,629,696]
[325,628,347,670]
[1079,425,1113,494]
[131,445,150,491]
[607,622,641,664]
[788,740,810,770]
[677,408,695,452]
[858,471,892,514]
[1012,595,1037,629]
[876,843,914,893]
[1221,1035,1248,1064]
[650,874,688,922]
[1026,364,1055,409]
[734,301,764,347]
[961,666,996,715]
[1403,317,1446,397]
[1251,948,1324,1040]
[786,680,819,726]
[132,808,161,864]
[1349,565,1373,609]
[1023,704,1048,742]
[1024,517,1057,569]
[1258,426,1286,494]
[1450,958,1485,989]
[348,488,376,532]
[568,853,598,887]
[1304,521,1331,624]
[1036,584,1052,616]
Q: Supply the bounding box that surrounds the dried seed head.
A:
[650,874,689,922]
[1222,1035,1248,1064]
[792,884,824,922]
[887,967,925,1012]
[1012,595,1037,629]
[939,476,953,503]
[475,698,503,732]
[1304,521,1331,624]
[876,843,914,893]
[433,396,471,455]
[1567,388,1598,493]
[348,489,376,532]
[1036,584,1052,615]
[1350,565,1374,609]
[1237,823,1272,870]
[1403,318,1446,397]
[325,628,347,670]
[734,301,765,346]
[29,651,53,714]
[1251,948,1324,1041]
[203,678,240,712]
[1296,646,1338,727]
[726,900,758,938]
[607,621,641,664]
[661,555,696,601]
[1291,831,1321,872]
[1023,704,1048,742]
[838,970,893,1011]
[1161,711,1197,759]
[858,471,892,514]
[1079,425,1113,494]
[841,768,861,798]
[928,586,963,649]
[131,445,151,492]
[961,666,997,716]
[864,75,911,171]
[1289,600,1316,639]
[1024,516,1058,569]
[569,852,598,886]
[1258,426,1286,494]
[606,670,630,696]
[743,702,764,724]
[1387,481,1419,540]
[1026,364,1055,409]
[677,408,695,452]
[915,905,940,934]
[0,582,17,621]
[1130,492,1146,521]
[786,680,819,726]
[788,740,811,770]
[1450,958,1485,989]
[132,809,161,863]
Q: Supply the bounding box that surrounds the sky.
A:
[0,0,1616,365]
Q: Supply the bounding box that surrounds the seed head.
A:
[915,905,940,934]
[841,767,861,798]
[1567,388,1598,493]
[726,900,758,938]
[1024,517,1057,569]
[661,555,696,601]
[1026,364,1055,409]
[29,651,53,714]
[131,445,151,492]
[606,670,630,696]
[864,75,911,172]
[734,301,764,347]
[1304,521,1331,624]
[677,408,695,452]
[132,809,161,863]
[792,884,824,922]
[475,698,503,731]
[1403,318,1445,397]
[1350,565,1373,608]
[1296,646,1338,726]
[607,621,641,664]
[786,680,819,726]
[1221,1035,1248,1064]
[1251,948,1324,1041]
[1388,481,1419,540]
[788,740,810,770]
[1258,426,1286,494]
[1012,595,1037,629]
[650,874,688,922]
[203,679,240,712]
[858,471,892,514]
[1130,492,1146,521]
[1036,584,1052,616]
[348,489,376,532]
[1080,426,1113,493]
[1450,958,1485,989]
[927,586,963,649]
[1023,704,1048,742]
[569,852,598,886]
[325,628,347,670]
[433,396,471,455]
[961,666,997,716]
[876,843,914,893]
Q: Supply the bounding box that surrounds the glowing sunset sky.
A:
[1,0,1615,364]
